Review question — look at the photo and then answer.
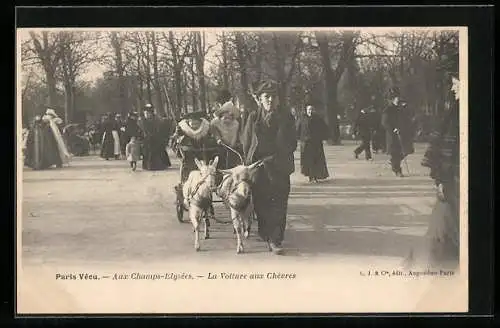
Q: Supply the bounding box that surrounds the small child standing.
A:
[125,136,141,171]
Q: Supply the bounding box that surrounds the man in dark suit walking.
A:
[239,80,298,255]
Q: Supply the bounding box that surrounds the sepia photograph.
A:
[17,26,468,314]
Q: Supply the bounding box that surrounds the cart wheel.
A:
[176,202,184,223]
[174,183,185,223]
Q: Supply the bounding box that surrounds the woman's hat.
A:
[144,104,154,112]
[214,101,239,118]
[181,111,206,121]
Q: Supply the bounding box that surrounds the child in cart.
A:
[171,111,220,219]
[171,111,219,181]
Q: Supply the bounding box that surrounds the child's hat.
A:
[45,108,59,117]
[144,104,154,112]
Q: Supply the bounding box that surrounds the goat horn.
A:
[219,168,234,175]
[248,160,263,169]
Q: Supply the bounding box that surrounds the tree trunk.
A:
[150,32,164,118]
[272,34,287,111]
[195,32,207,114]
[221,32,229,89]
[110,32,127,116]
[136,46,144,114]
[234,32,255,112]
[71,85,78,123]
[64,83,72,123]
[30,32,60,109]
[167,31,192,116]
[46,72,58,108]
[190,57,198,112]
[174,68,183,114]
[182,74,188,113]
[316,32,355,144]
[317,34,339,144]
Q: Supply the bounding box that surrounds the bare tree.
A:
[315,31,357,143]
[189,55,198,112]
[149,32,165,116]
[192,31,214,114]
[108,32,129,116]
[220,32,230,89]
[233,32,256,112]
[270,32,303,110]
[165,31,192,115]
[58,31,102,123]
[24,31,62,108]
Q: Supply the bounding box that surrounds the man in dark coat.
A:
[239,80,297,255]
[368,106,385,154]
[139,104,171,171]
[296,105,329,182]
[381,88,415,177]
[352,107,373,161]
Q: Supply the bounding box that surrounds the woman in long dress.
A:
[296,105,330,183]
[100,113,121,160]
[24,108,71,169]
[139,104,171,171]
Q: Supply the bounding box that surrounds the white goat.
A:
[183,156,219,251]
[217,160,263,254]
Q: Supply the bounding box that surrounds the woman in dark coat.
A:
[24,115,63,170]
[139,104,171,171]
[100,113,121,160]
[296,105,329,182]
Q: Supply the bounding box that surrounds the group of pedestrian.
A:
[100,104,172,172]
[350,88,415,177]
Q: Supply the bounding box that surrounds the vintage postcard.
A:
[17,26,468,314]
